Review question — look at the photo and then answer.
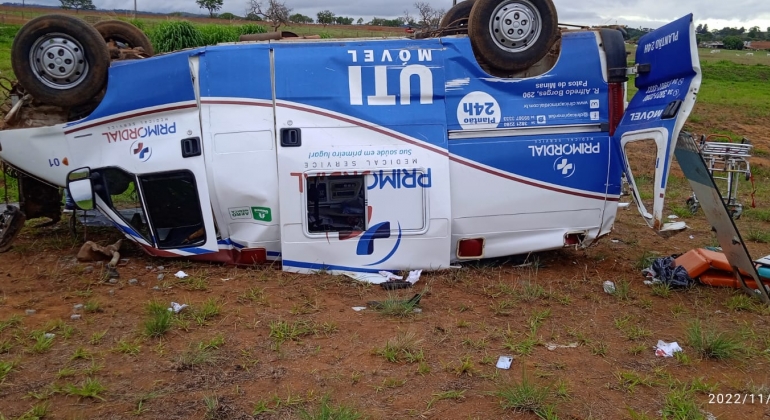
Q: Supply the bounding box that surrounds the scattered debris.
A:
[25,309,36,316]
[70,314,81,320]
[496,356,513,369]
[545,342,579,351]
[43,333,55,339]
[381,280,412,290]
[655,340,683,358]
[157,266,165,271]
[157,274,165,281]
[128,279,138,285]
[77,240,122,267]
[73,304,84,311]
[108,278,118,285]
[406,270,423,285]
[175,271,189,279]
[379,271,403,281]
[603,281,616,294]
[642,257,695,288]
[83,266,94,274]
[168,302,188,313]
[667,215,680,219]
[351,307,366,312]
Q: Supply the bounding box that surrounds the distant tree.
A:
[723,36,744,50]
[702,23,708,34]
[289,13,313,24]
[414,2,443,29]
[196,0,223,18]
[59,0,95,13]
[219,12,240,20]
[696,23,703,34]
[317,10,335,27]
[369,17,405,27]
[245,12,263,21]
[334,16,353,25]
[247,0,291,32]
[748,26,761,39]
[356,17,364,25]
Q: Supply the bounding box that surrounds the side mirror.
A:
[67,168,94,211]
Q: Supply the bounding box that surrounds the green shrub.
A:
[198,24,240,45]
[150,21,205,53]
[239,23,268,35]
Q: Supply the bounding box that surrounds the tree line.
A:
[194,0,444,31]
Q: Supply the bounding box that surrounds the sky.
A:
[20,0,770,31]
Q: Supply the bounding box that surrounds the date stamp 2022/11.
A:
[710,394,770,404]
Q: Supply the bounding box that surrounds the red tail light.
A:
[457,238,484,259]
[608,82,625,136]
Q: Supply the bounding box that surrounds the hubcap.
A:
[490,0,542,53]
[30,33,89,90]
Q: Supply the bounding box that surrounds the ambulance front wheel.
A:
[468,0,559,74]
[440,0,476,35]
[93,20,154,56]
[12,14,110,108]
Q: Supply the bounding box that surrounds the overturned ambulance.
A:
[0,0,702,275]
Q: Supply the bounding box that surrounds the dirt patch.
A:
[1,85,770,419]
[1,189,770,420]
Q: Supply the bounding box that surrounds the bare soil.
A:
[1,92,770,420]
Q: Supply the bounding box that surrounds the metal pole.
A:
[134,0,137,18]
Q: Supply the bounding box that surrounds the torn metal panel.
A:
[674,132,770,303]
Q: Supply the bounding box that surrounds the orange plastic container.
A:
[674,250,711,278]
[698,270,763,290]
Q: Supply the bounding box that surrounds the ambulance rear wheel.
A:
[468,0,559,74]
[12,14,110,107]
[440,0,475,35]
[93,20,154,56]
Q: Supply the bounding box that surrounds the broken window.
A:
[139,171,206,249]
[306,175,367,233]
[92,167,151,242]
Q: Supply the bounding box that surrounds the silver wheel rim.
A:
[489,0,542,53]
[30,32,89,90]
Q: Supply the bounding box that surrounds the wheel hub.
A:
[30,33,89,90]
[490,0,542,53]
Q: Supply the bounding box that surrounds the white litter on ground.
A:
[655,340,683,358]
[545,342,579,351]
[168,302,189,313]
[175,271,189,279]
[603,281,616,294]
[379,271,403,281]
[406,270,422,284]
[352,307,366,312]
[496,356,513,369]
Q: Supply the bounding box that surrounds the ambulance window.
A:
[93,167,151,242]
[139,171,206,249]
[306,175,366,233]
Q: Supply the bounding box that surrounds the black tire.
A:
[440,0,476,34]
[93,20,154,56]
[468,0,559,74]
[12,14,110,108]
